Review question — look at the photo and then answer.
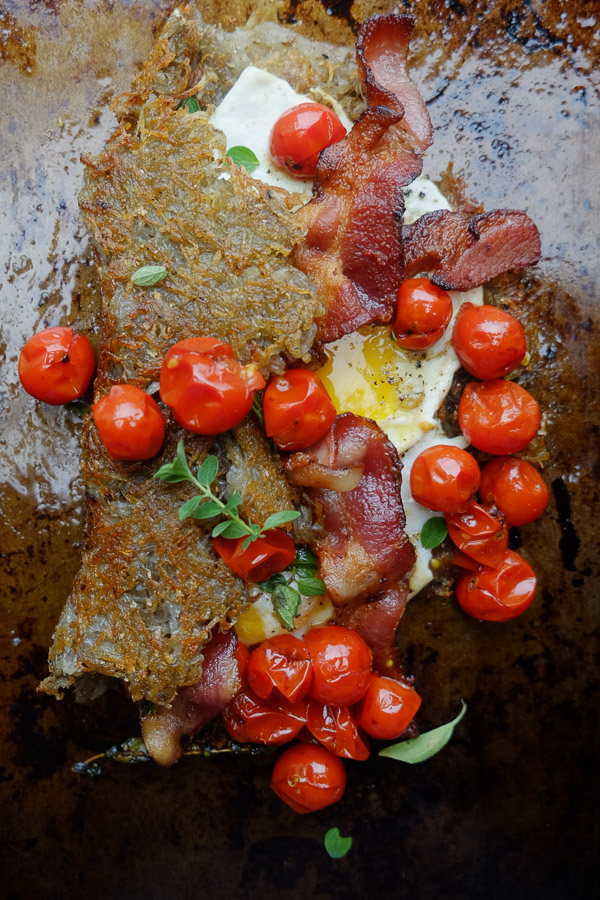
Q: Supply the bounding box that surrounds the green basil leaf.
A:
[211,520,249,540]
[178,496,203,520]
[192,501,222,520]
[180,96,200,113]
[420,516,448,550]
[262,510,301,531]
[131,265,168,287]
[297,575,326,597]
[226,145,260,173]
[379,700,467,764]
[196,454,219,487]
[272,585,301,631]
[295,546,319,567]
[324,827,352,859]
[252,392,264,427]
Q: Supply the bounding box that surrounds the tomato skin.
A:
[305,698,370,761]
[221,688,307,744]
[92,385,166,461]
[446,498,508,568]
[159,337,265,435]
[355,674,422,740]
[458,379,540,455]
[213,529,296,582]
[234,641,250,681]
[263,370,336,451]
[409,444,480,513]
[455,549,537,622]
[392,278,453,350]
[247,635,313,703]
[19,326,95,405]
[479,456,549,527]
[452,547,482,572]
[270,743,346,814]
[452,303,526,379]
[269,102,346,179]
[304,625,372,706]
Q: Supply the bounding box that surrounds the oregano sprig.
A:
[259,546,326,631]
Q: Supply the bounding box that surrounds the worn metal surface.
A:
[0,1,598,898]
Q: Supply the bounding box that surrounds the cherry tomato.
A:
[263,369,336,451]
[479,456,549,527]
[458,379,540,455]
[355,674,422,740]
[92,384,166,461]
[234,641,250,681]
[247,635,313,703]
[392,278,453,350]
[270,743,346,814]
[452,547,481,572]
[446,498,508,568]
[269,102,346,179]
[213,529,296,582]
[304,625,372,706]
[159,337,265,435]
[452,303,526,380]
[221,688,307,744]
[19,326,95,405]
[455,549,537,622]
[305,698,370,761]
[409,444,480,513]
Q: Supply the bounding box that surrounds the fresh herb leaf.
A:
[180,96,200,113]
[258,572,288,591]
[226,145,260,173]
[131,265,168,287]
[379,700,467,764]
[295,546,319,567]
[222,493,243,515]
[252,392,264,427]
[212,520,251,540]
[324,827,352,859]
[262,510,301,531]
[272,584,302,631]
[297,575,326,597]
[197,454,219,487]
[66,399,90,417]
[294,563,318,578]
[178,495,204,520]
[421,516,448,549]
[192,500,223,520]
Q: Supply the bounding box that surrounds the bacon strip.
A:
[338,584,410,680]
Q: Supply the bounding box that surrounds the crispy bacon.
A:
[338,584,410,680]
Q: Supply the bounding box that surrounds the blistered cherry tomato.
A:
[234,641,250,681]
[19,326,95,405]
[270,743,346,814]
[304,625,372,706]
[159,337,265,434]
[455,549,537,622]
[458,379,540,455]
[479,456,549,527]
[263,369,336,451]
[446,498,508,568]
[355,674,422,741]
[452,547,482,572]
[222,688,307,744]
[92,384,166,461]
[452,303,526,380]
[392,278,453,350]
[269,102,346,179]
[247,635,313,703]
[305,698,370,761]
[409,444,480,513]
[213,529,296,582]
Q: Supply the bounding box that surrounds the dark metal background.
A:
[1,1,598,898]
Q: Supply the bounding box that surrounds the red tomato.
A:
[159,337,265,434]
[458,379,540,455]
[19,326,95,405]
[269,102,346,179]
[445,498,508,568]
[452,548,482,572]
[263,369,336,451]
[479,456,549,527]
[247,635,313,703]
[221,688,307,745]
[355,674,422,740]
[409,444,480,513]
[213,529,296,582]
[392,278,453,350]
[92,385,166,461]
[452,303,526,380]
[305,698,370,761]
[234,641,250,681]
[304,625,372,706]
[270,743,346,814]
[455,549,537,622]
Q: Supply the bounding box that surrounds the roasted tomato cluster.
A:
[222,625,421,814]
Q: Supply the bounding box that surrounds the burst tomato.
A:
[263,369,336,451]
[269,102,346,179]
[458,379,540,455]
[452,548,481,572]
[392,278,453,350]
[19,326,95,405]
[452,303,526,379]
[270,743,346,814]
[221,688,307,745]
[455,549,537,622]
[445,498,508,568]
[409,444,480,513]
[355,674,422,740]
[479,456,549,527]
[159,337,265,434]
[247,635,313,703]
[304,625,372,706]
[213,529,296,582]
[234,641,250,681]
[92,384,166,461]
[305,698,370,761]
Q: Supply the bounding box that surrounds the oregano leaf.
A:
[131,265,168,287]
[226,145,259,173]
[421,516,448,549]
[272,584,302,631]
[178,496,203,520]
[192,501,222,520]
[324,827,352,860]
[297,575,326,597]
[180,96,200,113]
[262,510,300,531]
[196,454,219,487]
